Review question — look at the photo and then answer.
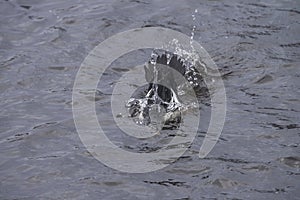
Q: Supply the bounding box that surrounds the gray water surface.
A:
[1,0,299,199]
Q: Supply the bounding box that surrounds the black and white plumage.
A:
[126,52,208,129]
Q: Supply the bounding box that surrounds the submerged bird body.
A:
[126,52,207,129]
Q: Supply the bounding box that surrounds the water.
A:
[1,0,300,199]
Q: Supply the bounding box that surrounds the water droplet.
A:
[166,53,171,64]
[150,52,158,65]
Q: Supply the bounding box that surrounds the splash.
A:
[126,9,211,130]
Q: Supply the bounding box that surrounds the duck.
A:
[126,52,207,129]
